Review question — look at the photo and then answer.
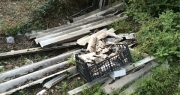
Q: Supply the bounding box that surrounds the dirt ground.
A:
[0,0,99,94]
[0,0,48,34]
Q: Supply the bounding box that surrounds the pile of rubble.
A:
[0,2,156,95]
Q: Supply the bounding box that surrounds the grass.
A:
[0,0,48,35]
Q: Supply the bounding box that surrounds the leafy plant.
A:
[68,54,76,65]
[136,10,180,63]
[81,83,106,95]
[133,65,180,95]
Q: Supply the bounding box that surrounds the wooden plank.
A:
[0,42,77,58]
[68,77,108,95]
[102,62,158,94]
[39,15,128,47]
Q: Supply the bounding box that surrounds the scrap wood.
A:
[102,62,158,94]
[39,15,128,47]
[0,42,77,58]
[0,67,77,95]
[0,49,81,83]
[0,61,70,93]
[68,77,109,95]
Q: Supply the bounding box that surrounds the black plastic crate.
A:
[75,44,133,82]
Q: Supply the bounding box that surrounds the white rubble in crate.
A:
[110,68,126,80]
[6,36,15,44]
[87,36,98,52]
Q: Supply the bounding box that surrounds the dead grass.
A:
[0,0,48,34]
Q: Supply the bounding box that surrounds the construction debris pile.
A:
[75,28,134,82]
[0,2,145,95]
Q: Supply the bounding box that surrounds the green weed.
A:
[68,55,76,65]
[133,65,180,95]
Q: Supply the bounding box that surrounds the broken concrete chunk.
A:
[87,36,98,52]
[77,28,107,46]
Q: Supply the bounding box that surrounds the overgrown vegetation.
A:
[0,0,91,36]
[133,65,180,95]
[0,0,48,35]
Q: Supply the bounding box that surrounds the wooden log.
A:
[39,16,128,47]
[0,61,70,93]
[0,42,77,58]
[0,49,81,83]
[102,62,158,94]
[0,67,77,95]
[68,77,108,95]
[43,74,68,89]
